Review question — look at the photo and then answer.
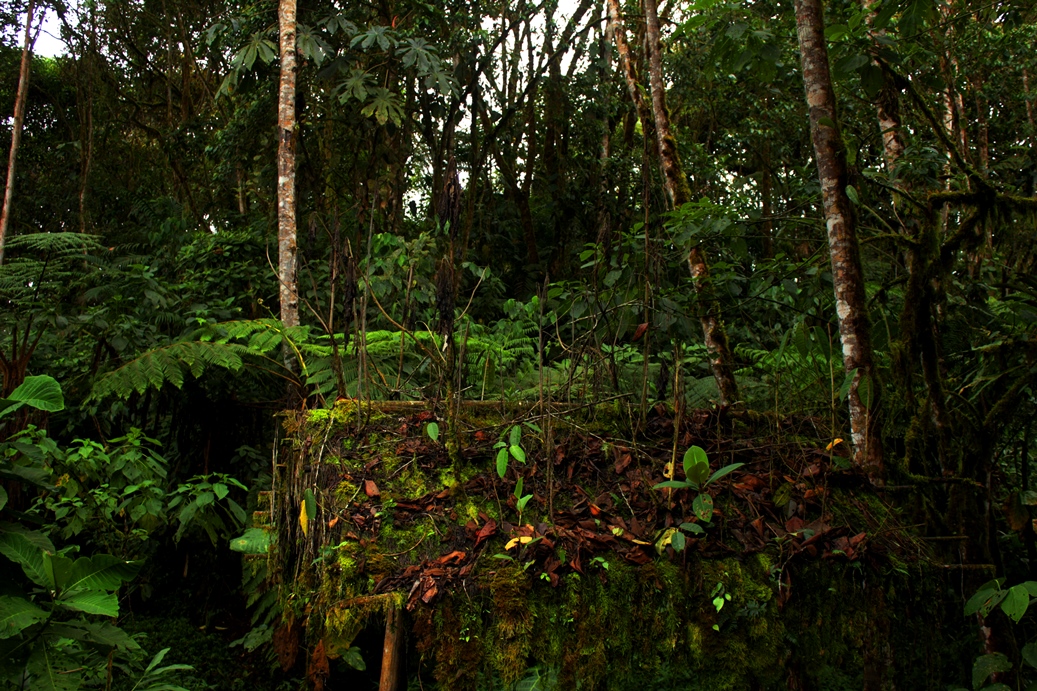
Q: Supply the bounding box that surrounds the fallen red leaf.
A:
[475,519,497,547]
[421,585,438,603]
[364,480,380,497]
[438,551,467,565]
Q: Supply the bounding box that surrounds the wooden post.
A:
[378,604,403,691]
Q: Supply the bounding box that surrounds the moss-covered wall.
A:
[266,402,980,690]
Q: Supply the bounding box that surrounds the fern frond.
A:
[89,342,251,401]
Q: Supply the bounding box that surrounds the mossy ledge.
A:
[263,401,979,689]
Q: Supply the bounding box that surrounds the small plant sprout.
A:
[514,476,533,517]
[426,421,440,442]
[652,446,743,541]
[494,424,528,478]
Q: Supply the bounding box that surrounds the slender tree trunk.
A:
[605,0,653,145]
[639,0,739,405]
[77,5,97,235]
[0,0,40,264]
[277,0,300,372]
[794,0,883,479]
[1023,68,1035,150]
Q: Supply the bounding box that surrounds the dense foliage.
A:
[0,0,1035,685]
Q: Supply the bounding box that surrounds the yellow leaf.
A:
[299,500,309,536]
[505,536,533,550]
[825,438,844,451]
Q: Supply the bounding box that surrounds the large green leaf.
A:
[62,555,140,593]
[0,533,51,587]
[27,640,80,691]
[229,528,271,555]
[0,523,54,553]
[1000,584,1031,623]
[46,621,140,652]
[0,486,6,512]
[0,376,65,418]
[973,653,1011,690]
[0,596,48,639]
[57,591,119,617]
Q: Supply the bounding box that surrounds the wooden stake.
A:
[378,604,403,691]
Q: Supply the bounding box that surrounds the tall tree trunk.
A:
[0,0,39,265]
[639,0,739,405]
[794,0,883,479]
[77,4,97,235]
[278,0,300,373]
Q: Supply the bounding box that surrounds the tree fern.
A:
[89,342,253,401]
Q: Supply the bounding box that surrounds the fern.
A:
[89,342,252,401]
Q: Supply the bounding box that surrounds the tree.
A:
[637,0,739,405]
[0,0,42,264]
[277,0,299,374]
[794,0,882,479]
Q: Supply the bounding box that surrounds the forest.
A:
[0,0,1035,686]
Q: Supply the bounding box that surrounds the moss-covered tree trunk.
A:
[794,0,883,479]
[624,0,739,406]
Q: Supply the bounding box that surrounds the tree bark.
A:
[794,0,883,479]
[0,0,40,265]
[639,0,739,405]
[277,0,300,372]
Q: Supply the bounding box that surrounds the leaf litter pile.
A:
[287,403,920,612]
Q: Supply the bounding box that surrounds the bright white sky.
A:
[34,11,65,57]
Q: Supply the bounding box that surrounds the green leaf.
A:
[670,530,686,552]
[1022,641,1037,669]
[1000,584,1031,623]
[652,480,694,490]
[496,448,508,479]
[0,486,5,512]
[343,646,366,671]
[693,494,714,523]
[28,641,80,691]
[706,463,745,486]
[858,374,874,409]
[973,653,1011,690]
[229,528,272,555]
[845,185,860,205]
[0,532,50,587]
[838,367,858,402]
[680,522,705,535]
[965,584,1005,617]
[304,489,317,524]
[213,483,229,501]
[514,477,523,502]
[426,422,439,442]
[509,426,522,448]
[517,494,532,512]
[47,620,140,652]
[0,375,64,418]
[509,445,526,463]
[58,590,119,617]
[684,446,710,486]
[63,554,141,592]
[0,596,48,638]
